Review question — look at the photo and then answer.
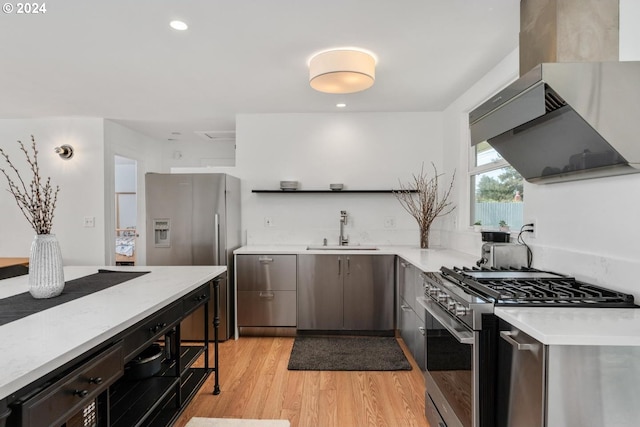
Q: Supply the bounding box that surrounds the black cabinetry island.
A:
[0,266,225,427]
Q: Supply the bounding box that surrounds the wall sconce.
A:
[54,145,74,160]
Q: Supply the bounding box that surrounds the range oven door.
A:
[420,297,477,427]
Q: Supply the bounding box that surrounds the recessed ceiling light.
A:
[336,103,347,108]
[169,20,188,31]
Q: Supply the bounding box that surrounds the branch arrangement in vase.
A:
[394,162,456,249]
[0,135,60,234]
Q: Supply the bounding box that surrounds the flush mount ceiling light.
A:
[309,49,376,94]
[169,20,188,31]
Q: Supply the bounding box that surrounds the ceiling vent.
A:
[194,130,236,142]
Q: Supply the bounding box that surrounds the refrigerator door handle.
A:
[214,213,220,265]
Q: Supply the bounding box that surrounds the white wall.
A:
[164,139,235,169]
[104,120,165,266]
[233,112,444,247]
[441,49,520,256]
[620,0,640,60]
[0,118,105,264]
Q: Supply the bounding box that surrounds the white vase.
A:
[29,234,65,299]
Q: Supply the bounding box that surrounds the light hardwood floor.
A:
[173,336,430,427]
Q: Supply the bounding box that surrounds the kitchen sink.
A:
[306,245,378,250]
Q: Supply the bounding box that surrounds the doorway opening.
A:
[114,155,138,265]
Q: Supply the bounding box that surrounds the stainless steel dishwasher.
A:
[496,320,545,427]
[236,254,297,336]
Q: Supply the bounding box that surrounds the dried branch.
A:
[393,162,456,248]
[0,135,60,234]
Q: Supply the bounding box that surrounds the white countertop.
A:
[495,307,640,346]
[234,245,479,272]
[237,245,640,347]
[0,265,226,400]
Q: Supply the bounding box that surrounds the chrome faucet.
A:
[339,210,349,246]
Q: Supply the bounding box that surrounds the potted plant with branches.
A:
[0,135,64,298]
[394,163,456,249]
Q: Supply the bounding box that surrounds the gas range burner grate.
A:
[441,266,637,307]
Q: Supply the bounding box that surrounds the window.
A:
[470,141,524,230]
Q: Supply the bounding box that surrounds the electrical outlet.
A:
[525,219,536,238]
[383,216,396,228]
[83,216,95,228]
[264,217,273,227]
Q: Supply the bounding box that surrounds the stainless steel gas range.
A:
[418,266,638,427]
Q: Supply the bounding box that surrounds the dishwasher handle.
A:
[500,330,538,351]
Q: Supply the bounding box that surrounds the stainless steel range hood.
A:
[469,61,640,183]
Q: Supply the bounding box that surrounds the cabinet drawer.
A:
[182,282,210,316]
[237,255,296,291]
[237,290,296,326]
[19,343,123,427]
[122,302,182,361]
[398,259,417,301]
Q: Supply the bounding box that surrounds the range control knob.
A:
[447,299,457,312]
[437,292,449,304]
[454,304,468,316]
[428,286,440,297]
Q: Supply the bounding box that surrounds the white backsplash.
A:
[247,227,444,248]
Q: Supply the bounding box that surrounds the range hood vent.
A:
[469,0,638,184]
[544,88,566,112]
[470,62,640,184]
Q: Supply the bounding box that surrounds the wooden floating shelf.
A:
[252,189,418,193]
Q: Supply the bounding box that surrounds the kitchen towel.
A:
[287,336,412,371]
[185,418,290,427]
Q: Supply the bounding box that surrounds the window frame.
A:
[468,142,522,228]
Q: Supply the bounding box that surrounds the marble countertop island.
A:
[0,265,226,401]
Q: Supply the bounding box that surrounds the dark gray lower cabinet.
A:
[297,254,394,331]
[399,297,425,370]
[397,258,426,371]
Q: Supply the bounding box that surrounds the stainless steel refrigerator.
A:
[145,173,241,341]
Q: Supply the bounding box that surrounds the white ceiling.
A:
[0,0,520,144]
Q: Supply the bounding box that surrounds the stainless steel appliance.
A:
[419,266,638,427]
[145,173,241,340]
[469,61,640,184]
[476,242,528,269]
[418,271,496,427]
[496,319,640,427]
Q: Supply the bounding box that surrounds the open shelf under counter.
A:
[110,346,210,427]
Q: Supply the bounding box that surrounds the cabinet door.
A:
[399,297,426,371]
[236,254,297,291]
[343,255,394,330]
[297,255,343,330]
